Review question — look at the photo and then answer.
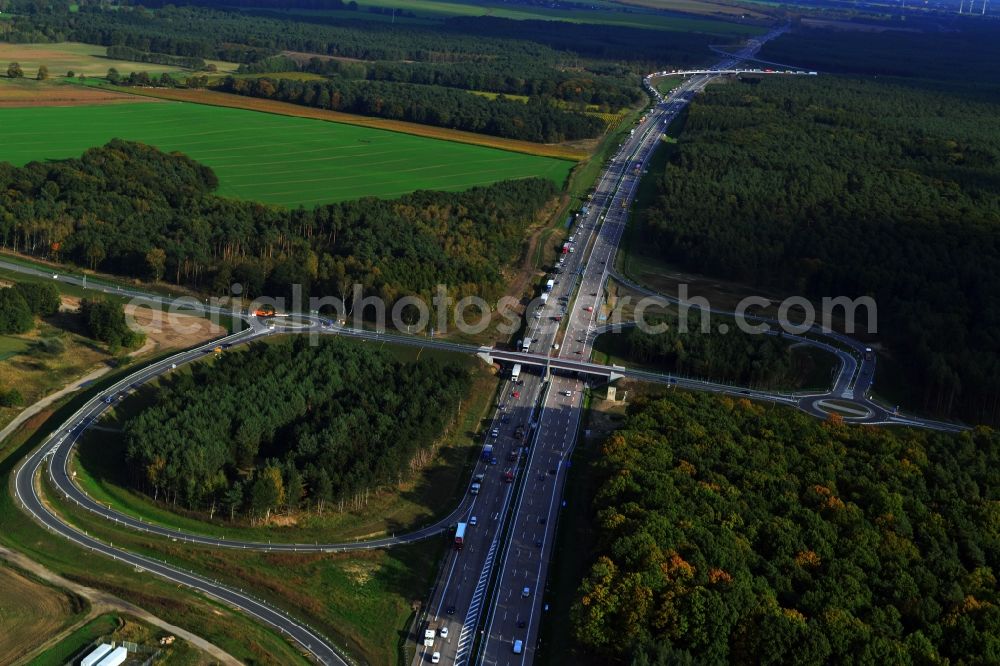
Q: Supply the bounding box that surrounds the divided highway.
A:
[5,24,964,666]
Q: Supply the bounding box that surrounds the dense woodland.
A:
[2,2,720,67]
[597,313,825,390]
[0,140,557,307]
[218,75,605,143]
[240,55,643,110]
[123,337,471,520]
[638,76,1000,424]
[762,24,1000,97]
[573,393,1000,664]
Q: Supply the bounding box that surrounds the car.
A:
[432,651,441,663]
[584,306,594,312]
[522,586,531,598]
[491,428,499,437]
[538,517,547,525]
[561,390,572,397]
[536,540,543,548]
[513,639,524,654]
[512,391,520,399]
[469,516,477,526]
[517,620,527,628]
[446,605,456,615]
[549,469,557,475]
[440,626,449,638]
[103,395,113,404]
[490,457,498,465]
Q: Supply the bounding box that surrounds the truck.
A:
[521,338,531,352]
[454,522,467,550]
[424,626,437,647]
[562,242,570,254]
[81,645,114,666]
[253,304,276,317]
[511,363,521,382]
[545,279,555,292]
[540,292,549,304]
[482,444,494,461]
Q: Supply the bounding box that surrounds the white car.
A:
[440,626,449,638]
[561,390,573,397]
[431,651,441,663]
[470,516,477,526]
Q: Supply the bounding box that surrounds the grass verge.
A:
[1,372,310,665]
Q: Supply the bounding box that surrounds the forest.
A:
[217,75,605,143]
[637,75,1000,424]
[0,140,557,307]
[762,23,1000,97]
[123,337,471,519]
[239,55,643,110]
[2,2,721,67]
[573,392,999,664]
[596,313,825,390]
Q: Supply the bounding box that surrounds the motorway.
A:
[3,23,964,666]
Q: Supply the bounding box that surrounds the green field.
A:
[332,0,767,34]
[0,41,234,77]
[0,102,574,206]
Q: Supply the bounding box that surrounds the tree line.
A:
[0,280,60,334]
[0,140,558,308]
[105,44,207,70]
[239,55,643,111]
[596,312,827,390]
[572,392,1000,664]
[3,2,724,68]
[123,337,471,521]
[218,75,605,143]
[637,76,1000,424]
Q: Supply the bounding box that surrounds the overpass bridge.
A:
[478,347,626,381]
[649,67,817,78]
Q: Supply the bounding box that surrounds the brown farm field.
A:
[120,86,589,160]
[0,77,155,108]
[0,564,83,664]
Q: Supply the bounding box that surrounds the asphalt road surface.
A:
[4,24,964,666]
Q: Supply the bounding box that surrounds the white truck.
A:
[424,625,436,647]
[511,363,521,382]
[521,338,531,352]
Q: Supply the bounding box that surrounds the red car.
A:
[512,391,520,399]
[584,306,594,312]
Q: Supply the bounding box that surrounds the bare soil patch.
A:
[0,79,155,108]
[0,564,78,664]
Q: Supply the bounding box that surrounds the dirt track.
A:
[1,546,240,665]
